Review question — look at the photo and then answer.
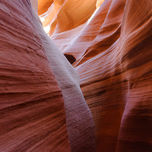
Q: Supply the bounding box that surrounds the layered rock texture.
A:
[0,0,95,152]
[0,0,152,152]
[39,0,152,152]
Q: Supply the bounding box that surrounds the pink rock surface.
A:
[41,0,152,151]
[0,0,95,151]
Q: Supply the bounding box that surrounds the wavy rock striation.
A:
[0,0,95,152]
[41,0,152,151]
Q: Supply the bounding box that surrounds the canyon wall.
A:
[39,0,152,151]
[0,0,95,151]
[0,0,151,151]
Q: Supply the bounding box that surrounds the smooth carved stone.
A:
[38,0,97,34]
[38,0,53,15]
[0,0,95,152]
[42,0,152,151]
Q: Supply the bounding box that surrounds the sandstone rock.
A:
[40,0,152,151]
[39,0,97,34]
[0,0,95,151]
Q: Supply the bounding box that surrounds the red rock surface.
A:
[0,0,95,152]
[40,0,152,151]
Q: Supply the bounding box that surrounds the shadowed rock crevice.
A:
[64,54,76,64]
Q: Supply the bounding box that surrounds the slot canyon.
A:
[0,0,152,151]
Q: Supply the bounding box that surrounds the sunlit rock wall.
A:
[39,0,152,151]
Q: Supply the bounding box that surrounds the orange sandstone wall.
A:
[38,0,97,34]
[39,0,152,151]
[75,1,152,151]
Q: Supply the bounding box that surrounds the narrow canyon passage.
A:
[0,0,152,152]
